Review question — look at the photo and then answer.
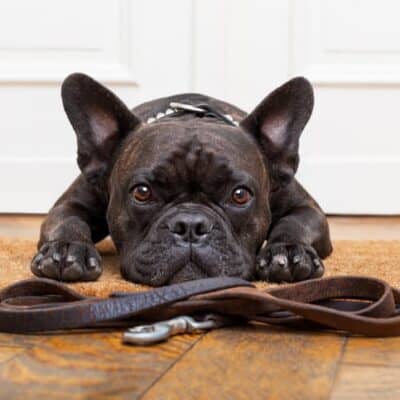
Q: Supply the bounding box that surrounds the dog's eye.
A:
[231,187,252,205]
[131,184,152,203]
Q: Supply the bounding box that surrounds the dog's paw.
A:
[256,242,324,283]
[31,240,102,282]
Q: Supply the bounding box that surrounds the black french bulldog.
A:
[31,73,332,286]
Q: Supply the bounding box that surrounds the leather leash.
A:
[1,276,400,341]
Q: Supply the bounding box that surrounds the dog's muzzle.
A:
[120,203,252,286]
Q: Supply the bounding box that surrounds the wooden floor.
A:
[0,215,399,399]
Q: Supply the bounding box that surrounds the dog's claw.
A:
[88,257,99,270]
[293,255,301,264]
[66,254,76,263]
[274,255,287,267]
[258,258,267,269]
[32,253,43,265]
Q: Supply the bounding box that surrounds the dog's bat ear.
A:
[61,73,141,185]
[241,77,314,189]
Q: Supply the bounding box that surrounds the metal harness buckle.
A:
[122,314,224,346]
[146,102,239,126]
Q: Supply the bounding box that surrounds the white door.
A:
[0,0,399,214]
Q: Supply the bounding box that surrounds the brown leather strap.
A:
[0,276,400,336]
[0,277,252,333]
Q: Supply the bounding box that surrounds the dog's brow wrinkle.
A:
[151,137,233,190]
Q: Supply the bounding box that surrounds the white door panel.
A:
[292,0,400,213]
[0,0,193,213]
[0,0,399,214]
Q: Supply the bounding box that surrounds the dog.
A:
[31,73,332,286]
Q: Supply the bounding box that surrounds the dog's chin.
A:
[121,258,212,286]
[167,261,209,284]
[121,248,254,286]
[120,260,202,286]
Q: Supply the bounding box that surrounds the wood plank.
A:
[1,214,400,240]
[0,214,44,239]
[342,337,400,367]
[140,325,345,400]
[331,365,400,400]
[330,336,400,399]
[0,347,26,363]
[0,331,201,399]
[0,332,52,349]
[328,216,400,240]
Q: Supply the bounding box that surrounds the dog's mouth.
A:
[166,259,209,284]
[121,241,253,286]
[122,247,211,286]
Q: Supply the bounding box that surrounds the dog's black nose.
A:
[167,213,213,243]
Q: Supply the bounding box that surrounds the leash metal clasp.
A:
[122,314,221,346]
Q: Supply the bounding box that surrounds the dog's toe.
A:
[31,241,102,282]
[269,253,292,282]
[32,241,65,279]
[312,257,325,278]
[289,244,313,281]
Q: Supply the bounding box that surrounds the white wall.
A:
[0,0,399,214]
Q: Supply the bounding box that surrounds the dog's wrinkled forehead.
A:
[114,121,268,190]
[151,136,234,193]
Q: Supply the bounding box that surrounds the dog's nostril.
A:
[167,213,213,242]
[195,220,212,236]
[173,221,187,236]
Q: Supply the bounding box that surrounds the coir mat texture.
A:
[0,238,399,297]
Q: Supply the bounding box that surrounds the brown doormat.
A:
[0,238,399,297]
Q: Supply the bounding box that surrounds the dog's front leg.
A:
[239,77,333,283]
[31,176,108,281]
[31,73,142,282]
[257,200,332,283]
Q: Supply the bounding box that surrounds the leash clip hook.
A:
[122,314,220,346]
